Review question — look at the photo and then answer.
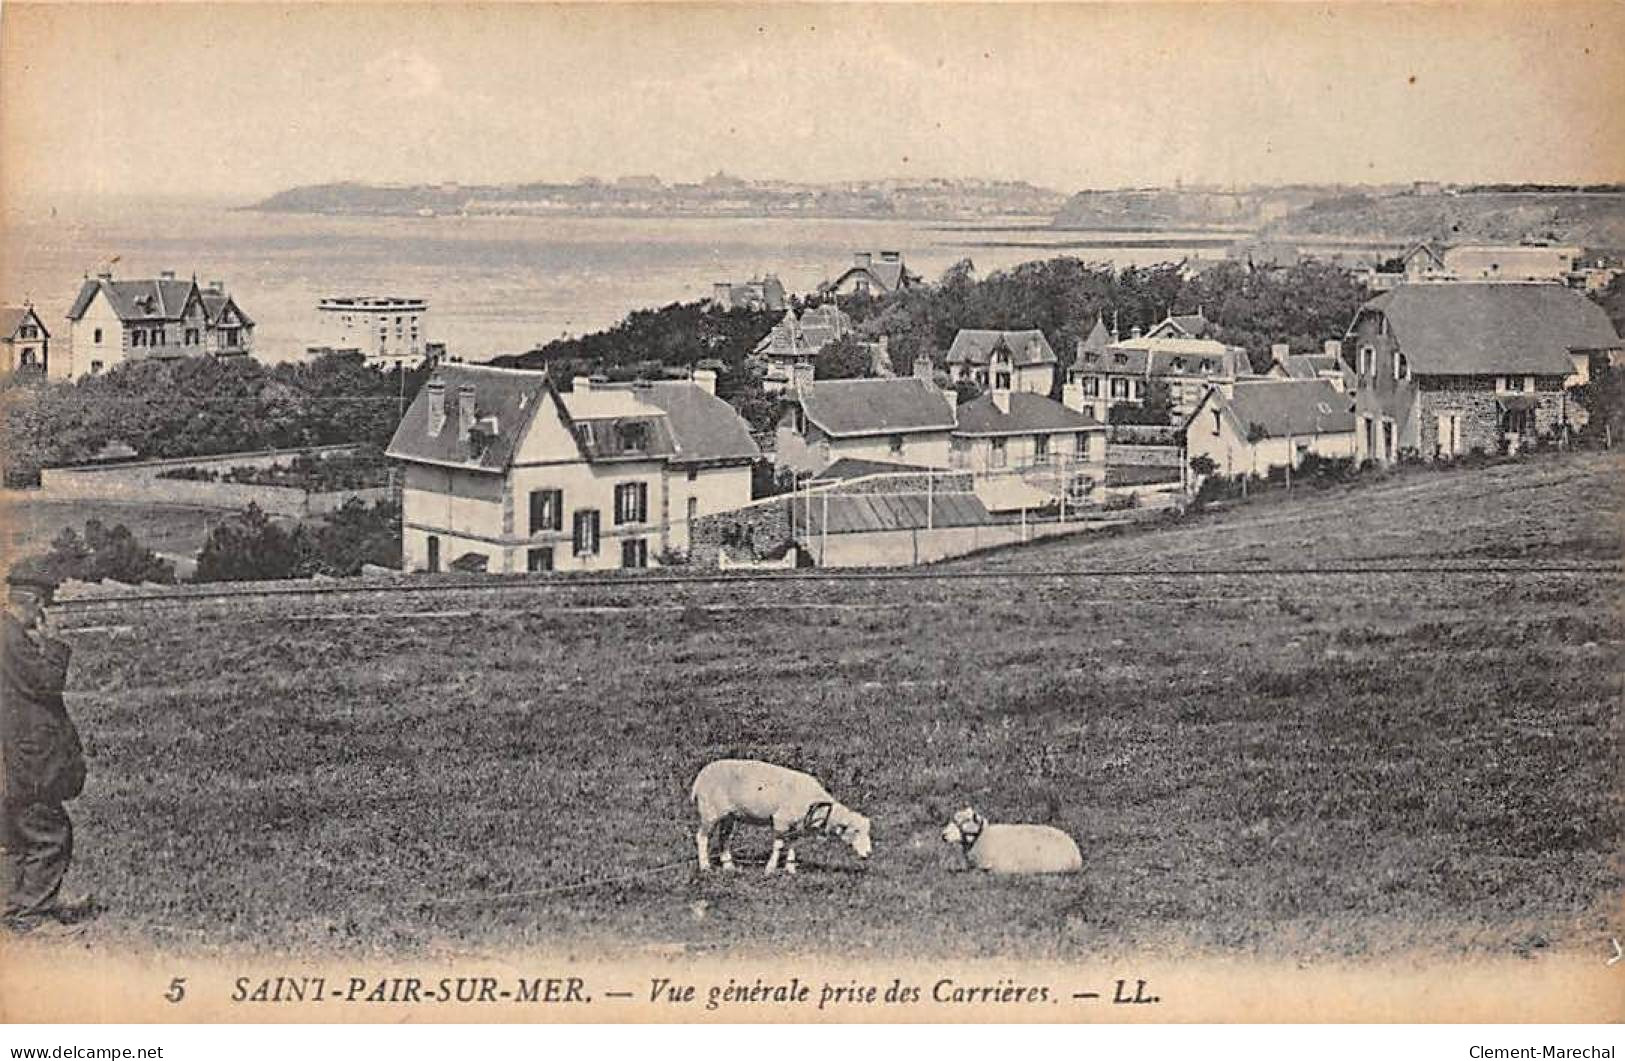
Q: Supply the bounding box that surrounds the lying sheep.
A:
[691,759,873,875]
[940,806,1082,874]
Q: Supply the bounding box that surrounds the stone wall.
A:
[1416,384,1566,458]
[1106,442,1184,467]
[688,496,795,568]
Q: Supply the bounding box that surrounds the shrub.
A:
[43,520,176,585]
[1103,492,1140,512]
[194,504,312,582]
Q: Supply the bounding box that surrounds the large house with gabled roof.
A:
[944,328,1057,394]
[61,271,253,378]
[1184,378,1356,481]
[386,363,759,574]
[773,367,958,477]
[1063,313,1253,422]
[1346,282,1620,461]
[820,251,922,299]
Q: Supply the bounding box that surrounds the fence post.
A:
[927,469,933,531]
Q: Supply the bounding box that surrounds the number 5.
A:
[164,977,187,1003]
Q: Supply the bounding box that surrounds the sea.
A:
[1,197,1250,365]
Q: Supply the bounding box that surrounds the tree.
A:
[43,520,176,585]
[306,499,401,575]
[813,335,874,380]
[1108,380,1174,426]
[194,504,311,582]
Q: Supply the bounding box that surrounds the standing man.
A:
[1,558,93,931]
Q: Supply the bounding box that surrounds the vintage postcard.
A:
[0,0,1621,1029]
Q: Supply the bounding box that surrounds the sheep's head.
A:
[941,807,985,848]
[830,809,872,860]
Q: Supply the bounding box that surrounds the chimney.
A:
[913,355,934,382]
[425,380,446,437]
[1271,342,1290,365]
[208,280,224,294]
[572,375,592,393]
[879,250,900,262]
[854,252,872,268]
[712,283,732,305]
[1131,325,1143,339]
[1324,339,1343,359]
[159,270,175,281]
[1062,378,1085,413]
[991,367,1011,416]
[96,269,113,281]
[691,367,717,396]
[457,384,477,437]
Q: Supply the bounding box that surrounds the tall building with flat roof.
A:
[317,296,429,364]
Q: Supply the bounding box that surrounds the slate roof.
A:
[794,377,957,438]
[598,381,760,464]
[0,306,45,340]
[1072,345,1149,375]
[386,364,553,471]
[799,491,993,534]
[1079,316,1114,356]
[822,253,921,295]
[200,290,255,328]
[945,329,1057,368]
[1146,311,1212,339]
[1201,379,1356,439]
[952,393,1101,437]
[1358,283,1621,376]
[811,457,933,481]
[67,278,202,322]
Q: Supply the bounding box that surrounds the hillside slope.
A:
[1263,192,1625,249]
[46,452,1624,965]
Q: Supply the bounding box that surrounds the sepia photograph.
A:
[0,0,1621,1037]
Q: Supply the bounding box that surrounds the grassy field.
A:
[0,496,231,562]
[45,451,1625,960]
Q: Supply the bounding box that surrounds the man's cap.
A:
[6,557,59,592]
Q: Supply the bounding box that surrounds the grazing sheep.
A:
[940,807,1082,875]
[691,759,873,875]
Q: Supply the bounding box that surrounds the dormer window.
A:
[1171,357,1186,371]
[617,422,648,451]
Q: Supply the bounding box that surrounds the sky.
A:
[2,2,1622,206]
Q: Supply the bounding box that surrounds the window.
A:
[1034,435,1050,463]
[93,328,103,344]
[528,488,562,534]
[991,437,1007,467]
[19,350,36,366]
[686,468,698,482]
[1083,377,1100,398]
[1212,409,1222,436]
[185,328,199,345]
[1074,432,1092,459]
[621,538,648,569]
[426,535,441,573]
[686,496,698,525]
[1109,378,1129,400]
[1522,375,1535,394]
[151,328,165,346]
[131,330,146,347]
[1132,380,1146,400]
[90,360,104,374]
[572,510,600,556]
[1396,353,1408,380]
[994,371,1011,390]
[1359,346,1375,376]
[224,328,240,346]
[616,422,648,451]
[527,547,554,572]
[889,434,905,456]
[614,482,648,525]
